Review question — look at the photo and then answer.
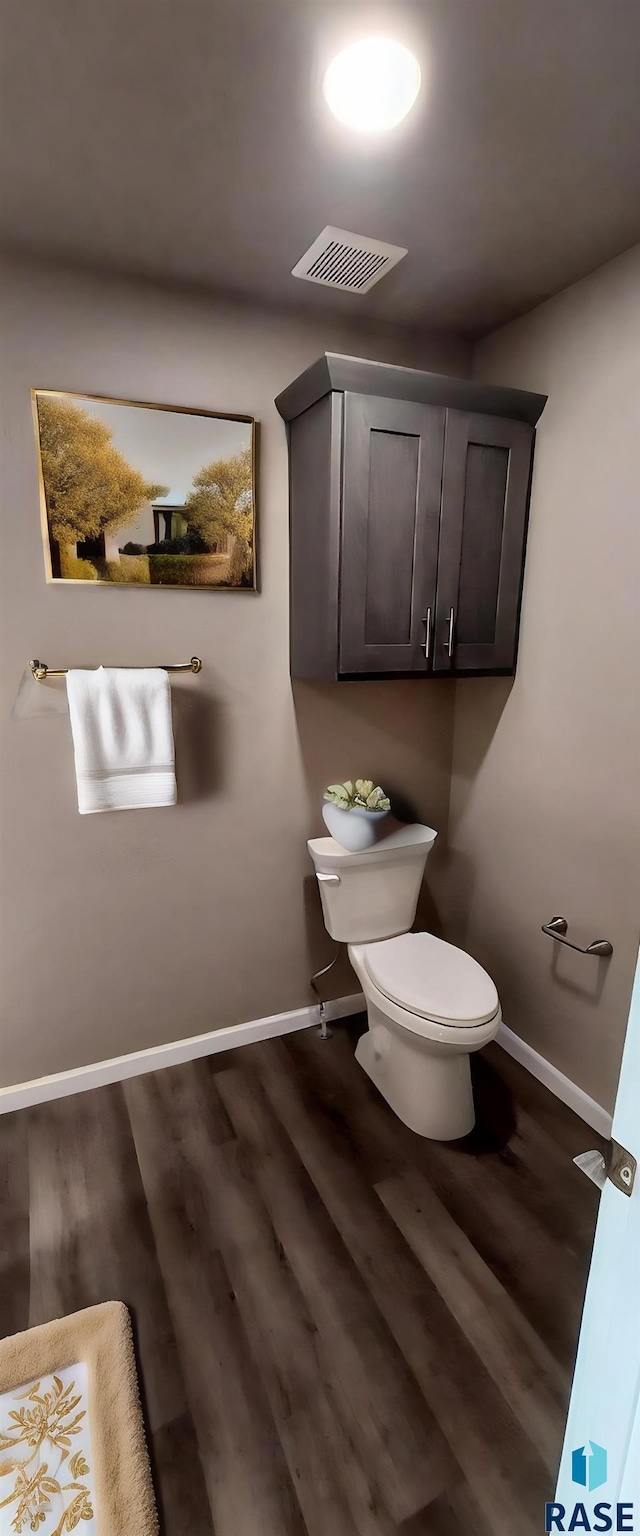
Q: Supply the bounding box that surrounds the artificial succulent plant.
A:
[323,779,391,812]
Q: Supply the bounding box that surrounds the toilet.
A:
[308,823,501,1140]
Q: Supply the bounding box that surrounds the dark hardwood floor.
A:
[0,1022,606,1536]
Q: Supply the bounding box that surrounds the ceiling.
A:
[1,0,639,338]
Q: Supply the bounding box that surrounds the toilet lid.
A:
[363,932,499,1026]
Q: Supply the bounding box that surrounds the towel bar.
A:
[542,915,613,958]
[29,657,202,681]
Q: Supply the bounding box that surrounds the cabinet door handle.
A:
[445,606,455,659]
[423,607,432,662]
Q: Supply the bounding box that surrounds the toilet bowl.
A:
[349,934,500,1139]
[308,823,501,1141]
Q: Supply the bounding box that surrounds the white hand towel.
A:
[66,667,177,814]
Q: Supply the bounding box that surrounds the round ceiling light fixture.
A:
[323,37,421,134]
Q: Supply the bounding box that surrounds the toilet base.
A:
[355,1017,476,1141]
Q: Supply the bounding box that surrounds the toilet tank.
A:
[308,823,437,943]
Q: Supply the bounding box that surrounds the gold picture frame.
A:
[32,388,257,591]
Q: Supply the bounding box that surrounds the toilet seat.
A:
[362,931,499,1029]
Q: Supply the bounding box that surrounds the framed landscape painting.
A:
[32,390,256,589]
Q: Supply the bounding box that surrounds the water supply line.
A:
[310,946,342,1040]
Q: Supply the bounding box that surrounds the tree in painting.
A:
[185,446,253,585]
[37,395,166,555]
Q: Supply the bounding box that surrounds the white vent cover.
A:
[292,225,407,294]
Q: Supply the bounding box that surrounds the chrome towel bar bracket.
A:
[30,657,202,681]
[542,915,613,958]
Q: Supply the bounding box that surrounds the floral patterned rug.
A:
[0,1303,157,1536]
[0,1361,96,1534]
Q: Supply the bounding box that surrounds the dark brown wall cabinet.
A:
[276,354,546,680]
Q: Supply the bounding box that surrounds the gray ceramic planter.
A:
[322,802,389,852]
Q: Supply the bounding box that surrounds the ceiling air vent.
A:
[292,225,407,294]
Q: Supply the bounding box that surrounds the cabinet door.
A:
[433,411,534,673]
[339,393,446,674]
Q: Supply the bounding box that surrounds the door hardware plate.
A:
[574,1140,636,1197]
[609,1140,636,1196]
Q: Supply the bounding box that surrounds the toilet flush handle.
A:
[317,872,341,884]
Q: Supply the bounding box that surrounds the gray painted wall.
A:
[442,246,640,1113]
[0,257,467,1085]
[3,248,637,1113]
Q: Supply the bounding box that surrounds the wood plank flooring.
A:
[0,1021,605,1536]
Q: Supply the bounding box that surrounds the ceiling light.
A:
[323,37,421,134]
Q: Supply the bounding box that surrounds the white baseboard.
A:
[1,998,612,1138]
[0,992,366,1116]
[496,1021,612,1138]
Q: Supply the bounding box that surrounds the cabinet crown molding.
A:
[275,352,547,428]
